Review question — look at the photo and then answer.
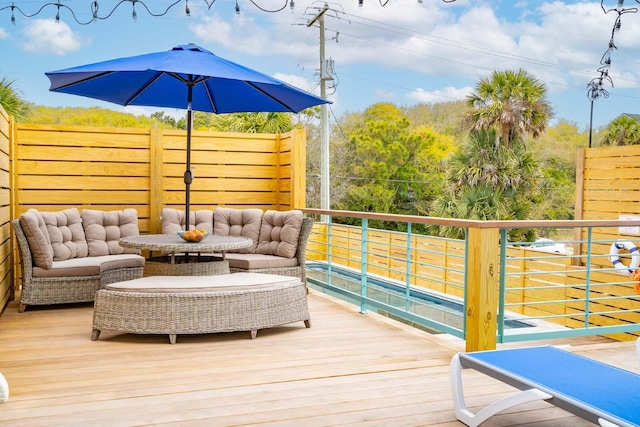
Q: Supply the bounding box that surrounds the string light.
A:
[586,0,640,147]
[0,0,447,24]
[587,1,638,104]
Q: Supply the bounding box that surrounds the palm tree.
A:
[432,128,540,240]
[0,77,31,122]
[600,115,640,146]
[466,69,551,147]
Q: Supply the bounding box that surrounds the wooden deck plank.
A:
[0,290,637,426]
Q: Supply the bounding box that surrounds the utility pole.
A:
[307,5,331,222]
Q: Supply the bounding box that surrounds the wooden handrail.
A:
[302,208,640,229]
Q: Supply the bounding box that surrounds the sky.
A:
[2,0,640,130]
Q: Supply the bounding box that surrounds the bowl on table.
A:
[177,230,209,242]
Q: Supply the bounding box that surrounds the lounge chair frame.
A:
[451,345,640,427]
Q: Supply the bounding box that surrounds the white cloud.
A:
[0,27,8,40]
[273,73,318,95]
[20,19,83,55]
[407,86,472,104]
[189,14,278,56]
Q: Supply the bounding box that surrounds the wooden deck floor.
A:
[0,290,637,426]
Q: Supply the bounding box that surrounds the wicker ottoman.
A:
[91,273,311,344]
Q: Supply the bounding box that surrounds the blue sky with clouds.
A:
[2,0,640,129]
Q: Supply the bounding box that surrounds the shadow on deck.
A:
[0,291,637,426]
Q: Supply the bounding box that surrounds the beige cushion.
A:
[255,210,303,258]
[82,209,140,256]
[161,208,214,235]
[225,253,299,270]
[32,254,144,278]
[19,209,53,269]
[40,208,88,261]
[105,272,300,293]
[213,208,262,253]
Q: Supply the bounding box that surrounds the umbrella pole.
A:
[184,82,194,232]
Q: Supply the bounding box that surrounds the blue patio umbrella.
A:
[45,44,330,225]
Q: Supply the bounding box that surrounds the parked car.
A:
[530,238,567,254]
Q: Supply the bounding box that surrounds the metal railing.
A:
[302,209,640,351]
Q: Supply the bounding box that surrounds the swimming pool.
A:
[306,262,532,334]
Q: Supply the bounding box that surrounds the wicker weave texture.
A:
[143,256,230,277]
[229,217,313,284]
[92,281,310,338]
[12,219,144,310]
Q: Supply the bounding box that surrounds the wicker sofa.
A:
[12,208,145,312]
[161,208,313,284]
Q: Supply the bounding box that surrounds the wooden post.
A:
[290,128,307,209]
[465,227,499,352]
[572,148,585,266]
[149,128,163,234]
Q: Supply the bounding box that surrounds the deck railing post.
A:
[405,222,412,312]
[360,218,369,314]
[465,227,499,352]
[327,215,333,286]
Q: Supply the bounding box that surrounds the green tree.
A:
[529,120,586,223]
[25,106,175,129]
[150,111,177,128]
[333,103,454,231]
[0,77,31,122]
[403,100,468,138]
[432,128,541,240]
[600,115,640,146]
[466,69,551,147]
[186,112,295,133]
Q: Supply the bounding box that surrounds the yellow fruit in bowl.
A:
[178,229,208,242]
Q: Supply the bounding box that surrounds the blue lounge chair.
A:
[451,345,640,427]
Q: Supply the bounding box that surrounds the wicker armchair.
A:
[12,219,144,312]
[228,216,313,284]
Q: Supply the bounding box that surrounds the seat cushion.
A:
[255,210,303,258]
[82,209,140,256]
[225,253,299,269]
[161,208,214,235]
[40,208,88,261]
[105,272,300,293]
[213,207,262,253]
[33,254,145,278]
[19,209,54,269]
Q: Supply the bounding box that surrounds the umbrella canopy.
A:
[46,44,330,224]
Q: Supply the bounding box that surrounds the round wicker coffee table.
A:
[119,234,252,276]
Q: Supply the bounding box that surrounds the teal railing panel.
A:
[305,212,640,345]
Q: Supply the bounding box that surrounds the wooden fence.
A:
[0,107,12,310]
[575,146,640,269]
[13,124,307,233]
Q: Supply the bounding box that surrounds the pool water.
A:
[306,262,532,333]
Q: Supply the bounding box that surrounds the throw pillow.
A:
[82,208,140,256]
[213,208,262,253]
[41,208,88,261]
[255,210,303,258]
[161,208,213,235]
[19,209,53,269]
